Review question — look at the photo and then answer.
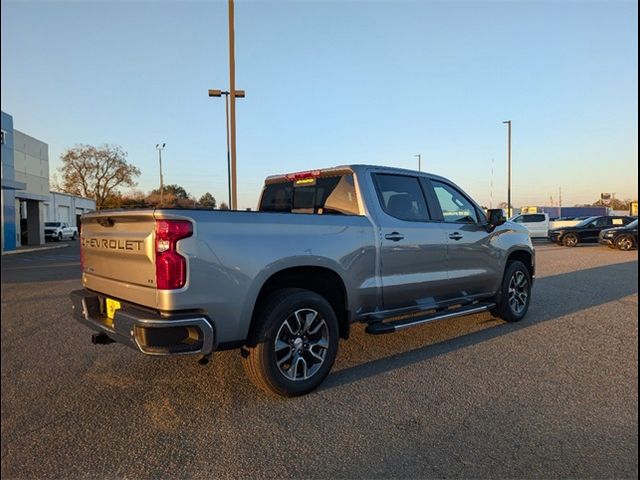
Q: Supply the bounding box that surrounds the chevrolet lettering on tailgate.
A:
[81,237,144,251]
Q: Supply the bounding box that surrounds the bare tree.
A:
[58,144,141,209]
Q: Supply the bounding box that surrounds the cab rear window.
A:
[259,174,360,215]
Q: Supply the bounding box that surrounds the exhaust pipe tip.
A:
[92,333,115,345]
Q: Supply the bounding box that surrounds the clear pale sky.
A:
[1,0,637,209]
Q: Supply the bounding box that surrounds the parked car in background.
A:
[599,219,638,251]
[549,216,591,230]
[549,216,633,247]
[44,222,78,241]
[509,213,549,238]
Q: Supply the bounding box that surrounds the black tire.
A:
[56,233,62,242]
[607,244,617,249]
[616,235,635,251]
[242,288,340,397]
[562,233,579,247]
[490,260,532,322]
[72,232,78,240]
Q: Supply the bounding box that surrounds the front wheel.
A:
[242,289,339,397]
[490,260,532,322]
[616,235,634,251]
[72,232,78,240]
[562,233,579,247]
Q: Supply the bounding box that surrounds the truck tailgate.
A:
[81,210,157,306]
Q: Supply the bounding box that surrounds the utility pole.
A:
[228,0,238,210]
[155,143,166,207]
[414,154,421,172]
[502,120,512,217]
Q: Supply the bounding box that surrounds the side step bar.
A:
[365,302,495,335]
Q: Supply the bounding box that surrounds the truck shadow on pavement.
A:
[323,260,638,392]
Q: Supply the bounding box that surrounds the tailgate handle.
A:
[97,217,115,227]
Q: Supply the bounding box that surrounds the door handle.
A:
[448,232,463,241]
[385,232,405,242]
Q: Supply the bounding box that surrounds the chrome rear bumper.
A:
[70,289,215,356]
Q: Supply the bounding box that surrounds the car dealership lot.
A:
[1,243,637,478]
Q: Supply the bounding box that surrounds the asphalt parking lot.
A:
[1,242,638,479]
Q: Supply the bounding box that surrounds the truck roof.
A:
[264,164,451,185]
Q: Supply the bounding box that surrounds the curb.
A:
[2,244,71,256]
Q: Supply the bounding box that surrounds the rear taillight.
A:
[155,220,193,289]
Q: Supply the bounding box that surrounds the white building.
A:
[44,192,96,228]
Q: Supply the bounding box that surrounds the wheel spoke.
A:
[293,311,306,333]
[275,339,290,352]
[509,297,519,312]
[307,318,325,336]
[308,345,325,361]
[286,354,300,378]
[312,338,329,349]
[299,310,318,334]
[282,319,297,336]
[277,349,294,367]
[299,357,309,379]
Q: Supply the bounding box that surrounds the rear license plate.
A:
[105,298,121,320]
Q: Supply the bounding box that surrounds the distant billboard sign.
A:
[631,201,638,216]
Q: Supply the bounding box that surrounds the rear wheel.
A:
[562,233,579,247]
[490,260,532,322]
[616,235,634,251]
[242,289,339,397]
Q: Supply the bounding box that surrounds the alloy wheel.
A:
[508,270,529,315]
[274,308,329,381]
[564,234,578,247]
[618,236,633,251]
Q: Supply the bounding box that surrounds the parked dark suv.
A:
[598,219,638,250]
[549,215,633,247]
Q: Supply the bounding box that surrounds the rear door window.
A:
[523,214,546,223]
[373,174,430,222]
[591,217,609,227]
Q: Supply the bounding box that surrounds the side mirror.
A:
[487,209,506,231]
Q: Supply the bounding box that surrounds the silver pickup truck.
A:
[71,165,534,396]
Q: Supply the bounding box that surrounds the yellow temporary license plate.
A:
[105,298,121,320]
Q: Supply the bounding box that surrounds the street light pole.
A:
[414,154,421,172]
[502,120,512,216]
[224,93,231,208]
[228,0,238,210]
[155,143,166,207]
[208,89,245,208]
